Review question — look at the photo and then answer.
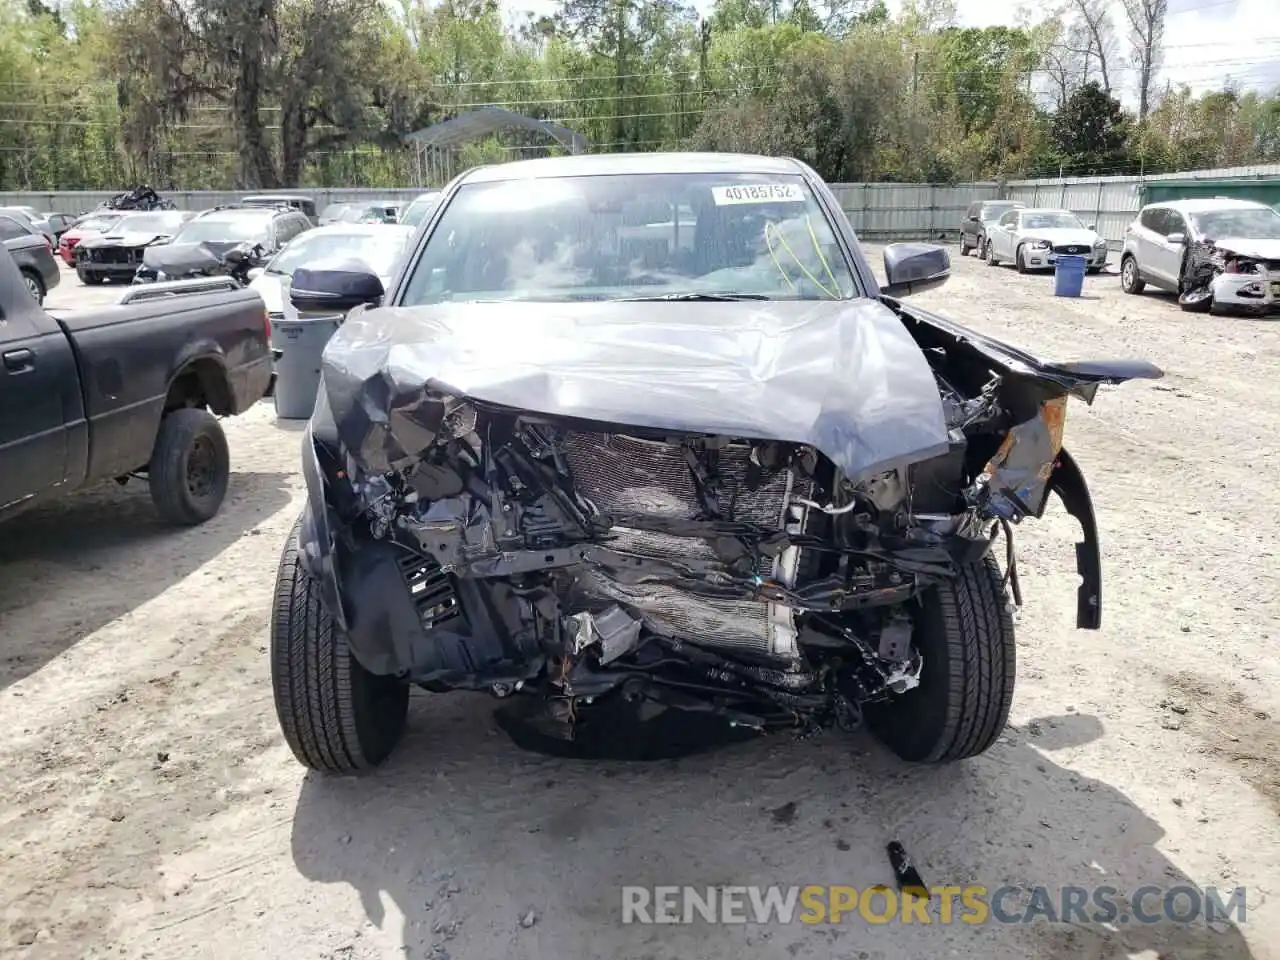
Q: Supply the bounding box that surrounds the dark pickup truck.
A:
[0,246,273,526]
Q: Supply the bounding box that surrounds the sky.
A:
[925,0,1280,103]
[508,0,1280,105]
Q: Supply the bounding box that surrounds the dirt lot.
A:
[2,251,1278,960]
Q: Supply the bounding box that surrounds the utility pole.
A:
[912,51,920,100]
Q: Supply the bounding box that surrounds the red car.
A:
[57,212,125,265]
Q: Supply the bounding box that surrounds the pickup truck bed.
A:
[1,247,272,525]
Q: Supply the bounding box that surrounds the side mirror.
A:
[1166,232,1186,245]
[882,243,950,298]
[246,266,264,281]
[290,259,385,312]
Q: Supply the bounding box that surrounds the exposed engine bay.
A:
[298,297,1162,747]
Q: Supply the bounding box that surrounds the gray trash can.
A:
[270,315,342,420]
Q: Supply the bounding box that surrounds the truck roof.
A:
[460,152,807,184]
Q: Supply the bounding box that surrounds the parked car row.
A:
[961,194,1280,316]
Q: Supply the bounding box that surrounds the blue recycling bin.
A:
[1054,255,1087,298]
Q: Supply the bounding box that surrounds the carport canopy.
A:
[403,107,589,155]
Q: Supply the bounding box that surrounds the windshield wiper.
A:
[615,292,772,302]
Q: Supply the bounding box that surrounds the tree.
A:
[556,0,696,145]
[1121,0,1166,123]
[1051,80,1130,174]
[934,27,1036,137]
[0,0,1277,190]
[1042,0,1116,108]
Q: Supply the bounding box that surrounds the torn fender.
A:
[1036,448,1103,630]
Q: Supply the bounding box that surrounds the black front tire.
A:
[866,556,1015,763]
[959,237,973,257]
[148,408,230,525]
[270,518,409,773]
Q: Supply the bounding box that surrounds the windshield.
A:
[76,215,122,233]
[1189,207,1280,240]
[981,202,1020,221]
[114,213,185,234]
[176,215,272,244]
[401,173,858,304]
[342,204,398,223]
[1021,211,1084,230]
[266,229,411,278]
[401,193,441,227]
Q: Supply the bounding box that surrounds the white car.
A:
[399,191,442,228]
[1120,197,1280,315]
[984,207,1109,274]
[249,222,416,319]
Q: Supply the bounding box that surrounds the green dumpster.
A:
[1139,177,1280,209]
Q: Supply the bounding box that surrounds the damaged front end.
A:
[296,300,1161,743]
[1180,238,1280,315]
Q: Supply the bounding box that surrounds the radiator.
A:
[560,432,810,659]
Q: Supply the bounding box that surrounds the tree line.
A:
[1,0,1278,191]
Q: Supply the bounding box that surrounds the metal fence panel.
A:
[3,161,1277,246]
[829,181,999,239]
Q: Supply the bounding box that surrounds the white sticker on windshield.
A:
[711,184,805,206]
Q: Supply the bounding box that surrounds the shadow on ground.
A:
[0,470,292,689]
[291,699,1255,960]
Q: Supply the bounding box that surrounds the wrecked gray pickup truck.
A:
[268,153,1163,773]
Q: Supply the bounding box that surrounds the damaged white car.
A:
[1121,197,1280,315]
[268,152,1163,773]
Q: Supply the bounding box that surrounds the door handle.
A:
[3,349,35,373]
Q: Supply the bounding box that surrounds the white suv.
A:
[1120,198,1280,314]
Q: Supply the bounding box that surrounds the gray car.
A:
[0,213,61,304]
[0,206,58,245]
[264,150,1164,775]
[960,199,1025,258]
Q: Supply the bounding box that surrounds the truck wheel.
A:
[20,269,45,304]
[77,267,101,285]
[148,408,230,525]
[270,518,409,773]
[959,236,973,257]
[865,555,1015,763]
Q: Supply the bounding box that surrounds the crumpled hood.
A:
[1020,228,1101,247]
[80,232,172,250]
[1211,237,1280,260]
[315,298,952,482]
[142,241,226,274]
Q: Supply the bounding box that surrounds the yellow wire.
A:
[766,219,838,298]
[805,214,841,293]
[765,221,798,292]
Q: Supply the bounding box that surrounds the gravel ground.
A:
[2,251,1278,959]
